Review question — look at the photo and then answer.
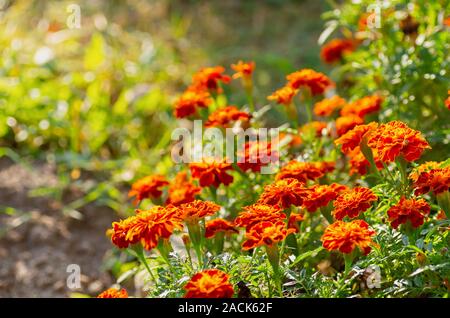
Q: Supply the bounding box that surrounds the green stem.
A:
[343,253,354,278]
[133,246,158,286]
[286,102,299,128]
[265,245,282,296]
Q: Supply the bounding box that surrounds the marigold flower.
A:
[321,220,375,255]
[174,89,212,118]
[387,197,430,229]
[320,39,356,64]
[288,213,305,233]
[367,121,430,163]
[444,17,450,27]
[110,206,183,251]
[128,175,169,205]
[332,187,377,220]
[235,203,285,230]
[205,106,250,128]
[178,200,221,222]
[278,132,303,148]
[242,221,295,250]
[301,121,328,137]
[191,66,231,93]
[275,160,332,183]
[97,288,128,298]
[286,69,333,96]
[166,172,201,206]
[258,178,309,209]
[409,161,440,183]
[445,90,450,110]
[346,146,382,175]
[237,141,278,173]
[314,95,347,117]
[267,85,298,105]
[231,61,255,80]
[205,218,238,238]
[189,159,234,188]
[184,269,234,298]
[341,96,383,118]
[335,122,378,154]
[303,183,349,212]
[412,167,450,196]
[335,115,364,136]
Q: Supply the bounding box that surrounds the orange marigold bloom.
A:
[191,66,231,93]
[184,269,234,298]
[409,161,440,183]
[335,115,364,136]
[412,167,450,196]
[166,172,201,206]
[174,89,212,118]
[301,121,328,137]
[258,178,309,209]
[286,69,333,96]
[267,85,298,105]
[237,141,278,173]
[205,106,251,128]
[235,203,285,230]
[303,183,349,212]
[205,218,238,238]
[110,206,183,251]
[276,160,332,183]
[288,212,305,233]
[341,96,383,118]
[321,220,375,255]
[278,132,303,148]
[320,39,356,64]
[335,122,378,154]
[387,197,430,229]
[332,187,377,220]
[231,61,255,80]
[242,221,295,250]
[346,146,382,175]
[444,17,450,27]
[97,288,128,298]
[367,121,430,163]
[314,95,347,117]
[128,175,169,205]
[189,159,234,188]
[358,13,370,31]
[445,90,450,110]
[178,200,221,222]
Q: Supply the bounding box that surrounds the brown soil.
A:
[0,158,114,297]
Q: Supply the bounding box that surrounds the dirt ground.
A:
[0,158,114,297]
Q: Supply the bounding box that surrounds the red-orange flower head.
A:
[237,140,278,173]
[128,175,169,205]
[242,221,295,250]
[258,178,309,209]
[341,95,383,118]
[332,187,377,220]
[346,146,382,176]
[412,166,450,196]
[231,61,255,80]
[234,203,285,231]
[320,38,356,64]
[301,121,328,137]
[191,66,231,93]
[335,115,364,136]
[110,206,183,251]
[303,183,349,212]
[445,90,450,110]
[387,197,430,229]
[178,200,221,222]
[335,122,378,154]
[267,85,298,106]
[314,95,347,117]
[367,121,430,163]
[189,159,234,188]
[97,288,128,298]
[166,171,202,206]
[205,106,251,128]
[288,212,305,233]
[205,218,238,238]
[286,69,334,96]
[321,220,376,255]
[276,160,333,183]
[174,89,212,118]
[184,269,234,298]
